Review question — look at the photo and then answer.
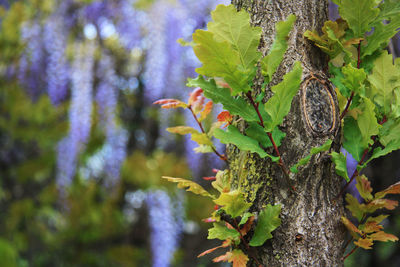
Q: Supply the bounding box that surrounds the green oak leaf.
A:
[208,4,262,71]
[363,16,400,57]
[192,30,251,95]
[363,138,400,166]
[214,125,279,160]
[162,176,214,198]
[290,140,332,173]
[375,0,400,22]
[341,64,366,94]
[264,61,302,131]
[357,98,381,148]
[330,151,350,182]
[249,204,281,246]
[208,223,240,241]
[214,190,252,218]
[239,212,254,226]
[261,14,296,83]
[343,117,364,162]
[330,63,351,98]
[336,0,379,37]
[245,122,286,149]
[187,76,259,122]
[368,51,400,116]
[378,118,400,146]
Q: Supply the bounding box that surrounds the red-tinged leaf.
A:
[366,199,398,211]
[203,176,216,181]
[341,217,362,237]
[199,101,213,121]
[213,251,232,263]
[202,217,216,223]
[369,231,399,242]
[225,222,236,230]
[356,175,373,201]
[375,181,400,199]
[197,240,231,258]
[188,88,204,105]
[240,216,255,236]
[229,249,249,267]
[212,168,220,173]
[166,126,200,135]
[361,221,383,234]
[153,98,188,109]
[354,237,373,249]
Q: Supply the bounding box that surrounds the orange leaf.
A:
[217,111,233,122]
[229,249,249,267]
[213,251,232,263]
[354,237,373,249]
[200,101,213,121]
[369,231,399,242]
[240,216,255,236]
[198,240,231,258]
[367,199,398,211]
[362,221,383,234]
[341,216,362,236]
[375,181,400,199]
[188,88,203,105]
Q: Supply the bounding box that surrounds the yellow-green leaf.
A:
[192,30,251,95]
[262,15,296,83]
[162,176,214,198]
[208,4,262,71]
[166,126,200,135]
[213,190,251,218]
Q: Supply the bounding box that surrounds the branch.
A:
[188,106,227,162]
[245,92,295,191]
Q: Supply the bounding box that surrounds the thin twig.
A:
[342,245,359,261]
[339,42,362,120]
[188,106,227,161]
[245,92,295,191]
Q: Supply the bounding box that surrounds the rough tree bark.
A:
[228,0,346,266]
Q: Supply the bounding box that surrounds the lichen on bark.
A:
[228,0,346,266]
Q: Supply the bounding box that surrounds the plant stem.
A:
[232,219,264,267]
[342,245,359,261]
[245,92,295,191]
[339,42,362,120]
[188,106,227,161]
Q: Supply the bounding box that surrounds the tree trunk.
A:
[229,0,346,266]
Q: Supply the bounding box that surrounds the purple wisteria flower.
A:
[57,42,96,189]
[340,147,362,203]
[96,53,128,187]
[18,20,46,99]
[146,190,182,267]
[44,14,70,105]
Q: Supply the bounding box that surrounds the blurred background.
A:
[0,0,398,266]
